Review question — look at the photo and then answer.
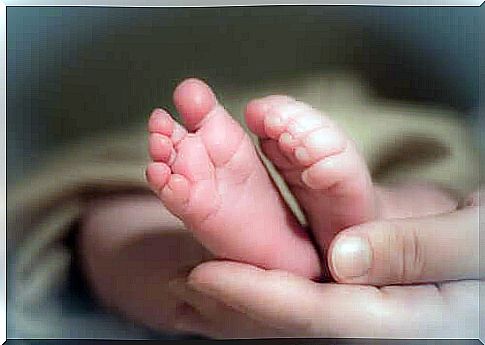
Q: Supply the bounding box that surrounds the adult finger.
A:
[327,206,480,286]
[187,261,382,337]
[187,260,478,338]
[168,277,284,338]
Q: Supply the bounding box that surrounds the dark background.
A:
[7,6,481,185]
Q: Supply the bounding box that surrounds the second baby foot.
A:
[146,79,321,279]
[245,96,376,251]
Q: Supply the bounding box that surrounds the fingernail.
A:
[331,236,372,279]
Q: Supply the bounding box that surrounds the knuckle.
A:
[387,222,426,284]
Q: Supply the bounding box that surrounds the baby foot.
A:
[146,79,321,278]
[245,96,376,251]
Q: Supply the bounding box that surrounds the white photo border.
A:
[1,2,483,344]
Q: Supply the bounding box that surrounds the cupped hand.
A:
[169,205,481,338]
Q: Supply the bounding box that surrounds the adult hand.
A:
[169,205,481,338]
[328,205,481,285]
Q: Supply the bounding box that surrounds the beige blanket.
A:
[8,72,479,338]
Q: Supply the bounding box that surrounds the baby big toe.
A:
[173,78,217,132]
[263,102,313,140]
[245,95,294,138]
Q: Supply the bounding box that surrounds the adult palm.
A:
[169,206,481,338]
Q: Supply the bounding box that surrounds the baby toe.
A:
[260,139,294,170]
[148,108,175,136]
[294,127,347,166]
[149,133,175,163]
[146,162,171,194]
[160,174,191,215]
[301,146,358,191]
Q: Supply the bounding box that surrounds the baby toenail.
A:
[280,132,294,146]
[295,147,310,163]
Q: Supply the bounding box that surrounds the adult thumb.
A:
[327,206,480,286]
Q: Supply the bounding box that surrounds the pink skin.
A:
[245,96,375,251]
[147,78,459,280]
[78,79,463,335]
[147,78,321,279]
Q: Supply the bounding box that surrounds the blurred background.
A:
[5,5,483,339]
[7,6,481,186]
